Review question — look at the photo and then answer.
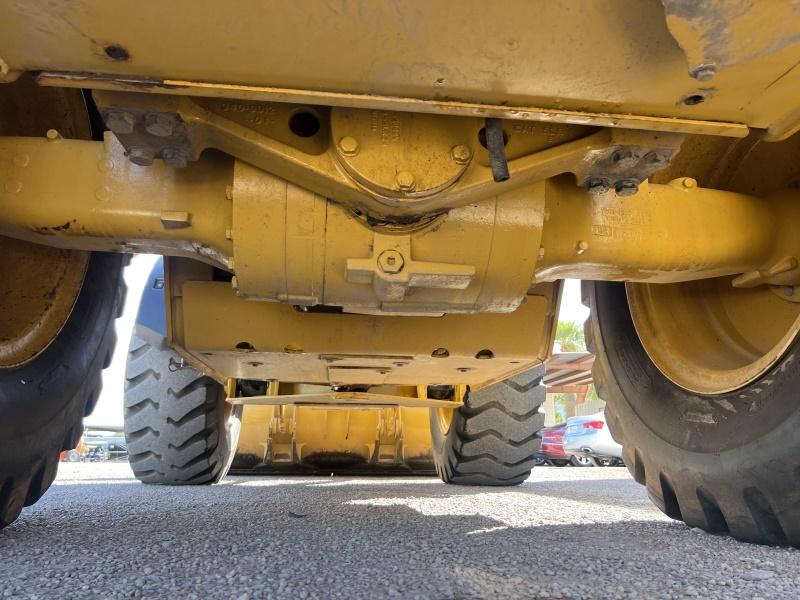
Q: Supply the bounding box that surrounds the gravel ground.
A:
[0,464,798,599]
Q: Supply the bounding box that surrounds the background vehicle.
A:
[536,424,572,467]
[2,3,800,545]
[563,412,623,467]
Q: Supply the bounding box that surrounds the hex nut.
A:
[338,136,360,156]
[144,113,178,137]
[396,171,416,192]
[162,147,188,168]
[689,64,717,82]
[105,111,135,135]
[586,177,610,195]
[378,250,405,274]
[611,148,636,168]
[614,179,640,197]
[128,146,155,166]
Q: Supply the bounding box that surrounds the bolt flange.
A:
[105,111,135,135]
[615,179,640,197]
[338,136,360,156]
[144,113,178,137]
[450,144,472,164]
[396,171,416,192]
[377,249,405,274]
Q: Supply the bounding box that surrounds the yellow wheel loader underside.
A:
[4,2,800,473]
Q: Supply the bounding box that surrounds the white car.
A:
[562,411,624,466]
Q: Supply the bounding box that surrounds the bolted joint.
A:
[338,136,360,157]
[585,177,611,195]
[162,147,188,168]
[377,249,405,274]
[144,113,179,137]
[395,171,416,192]
[104,110,136,135]
[614,179,640,197]
[127,146,155,167]
[689,64,717,82]
[450,144,472,165]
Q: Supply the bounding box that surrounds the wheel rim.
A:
[627,278,800,395]
[0,76,94,369]
[0,237,89,368]
[425,384,467,435]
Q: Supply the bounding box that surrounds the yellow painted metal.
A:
[421,384,467,438]
[232,162,544,313]
[4,130,800,312]
[0,134,233,267]
[536,177,800,285]
[0,74,94,368]
[6,2,798,135]
[227,391,462,410]
[620,128,800,396]
[0,237,88,368]
[40,73,749,139]
[90,90,671,219]
[234,384,435,471]
[175,276,556,386]
[627,279,800,395]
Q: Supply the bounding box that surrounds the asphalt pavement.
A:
[0,463,798,599]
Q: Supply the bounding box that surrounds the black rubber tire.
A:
[584,280,800,546]
[430,364,546,486]
[569,455,595,467]
[0,252,125,529]
[550,459,570,467]
[124,326,241,485]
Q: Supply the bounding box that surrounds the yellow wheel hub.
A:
[0,237,89,368]
[627,278,800,395]
[423,384,467,434]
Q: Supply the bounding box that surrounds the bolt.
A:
[611,148,635,166]
[396,171,416,192]
[45,129,61,141]
[338,136,359,156]
[576,240,589,255]
[431,348,450,358]
[378,249,405,274]
[785,286,795,297]
[644,151,667,166]
[144,113,178,137]
[225,227,233,240]
[127,146,155,166]
[104,110,136,134]
[586,177,610,195]
[614,179,639,197]
[230,276,238,290]
[682,177,698,189]
[227,258,235,271]
[162,147,188,168]
[690,64,717,82]
[450,144,472,164]
[225,185,233,200]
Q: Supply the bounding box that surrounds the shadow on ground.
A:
[0,470,797,599]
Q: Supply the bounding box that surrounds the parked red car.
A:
[536,424,572,467]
